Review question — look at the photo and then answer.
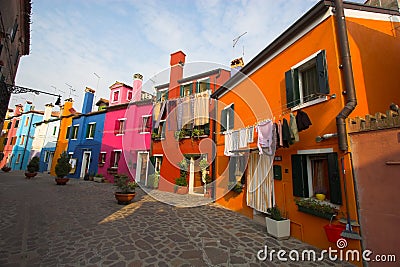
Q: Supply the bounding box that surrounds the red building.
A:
[151,51,230,195]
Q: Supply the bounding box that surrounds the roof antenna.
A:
[233,32,247,48]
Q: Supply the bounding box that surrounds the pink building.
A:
[0,104,23,168]
[98,74,154,182]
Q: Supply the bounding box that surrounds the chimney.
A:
[61,98,74,116]
[82,87,95,114]
[24,101,33,112]
[44,103,54,120]
[14,104,23,115]
[169,51,186,97]
[132,73,143,101]
[230,57,244,77]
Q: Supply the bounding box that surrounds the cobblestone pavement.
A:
[0,171,353,267]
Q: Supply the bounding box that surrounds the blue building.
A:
[10,101,43,171]
[67,88,108,179]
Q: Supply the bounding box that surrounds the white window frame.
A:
[140,115,151,134]
[196,77,211,94]
[99,151,107,164]
[86,122,96,139]
[112,89,120,103]
[116,118,126,136]
[223,103,233,132]
[180,81,193,97]
[153,154,163,173]
[71,124,79,140]
[157,88,168,101]
[289,50,328,111]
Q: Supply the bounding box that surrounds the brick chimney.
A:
[169,51,186,98]
[82,87,95,114]
[132,73,143,102]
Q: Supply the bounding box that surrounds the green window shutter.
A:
[85,125,90,138]
[65,127,71,139]
[165,90,169,100]
[228,104,234,130]
[92,123,96,138]
[285,69,300,108]
[156,91,161,102]
[327,153,342,205]
[190,83,194,95]
[291,154,309,197]
[220,109,227,132]
[206,78,210,91]
[204,123,210,135]
[316,50,330,95]
[148,156,156,175]
[180,85,184,97]
[196,82,200,93]
[229,157,237,183]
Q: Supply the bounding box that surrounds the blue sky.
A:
[13,0,363,111]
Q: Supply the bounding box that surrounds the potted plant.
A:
[191,128,204,140]
[199,158,210,195]
[228,181,244,194]
[265,206,291,240]
[25,156,39,178]
[177,159,188,176]
[147,171,160,188]
[295,198,339,220]
[93,173,104,183]
[54,152,72,185]
[174,129,187,141]
[151,132,161,140]
[1,165,11,172]
[114,174,137,205]
[174,175,188,194]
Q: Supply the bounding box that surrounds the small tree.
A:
[27,156,40,173]
[114,174,137,193]
[55,152,72,178]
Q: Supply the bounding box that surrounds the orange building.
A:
[151,51,230,194]
[211,0,400,263]
[50,99,77,176]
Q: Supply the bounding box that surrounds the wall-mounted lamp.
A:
[316,133,338,142]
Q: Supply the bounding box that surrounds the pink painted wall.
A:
[0,105,23,167]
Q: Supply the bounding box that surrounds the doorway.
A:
[136,151,149,185]
[187,154,204,195]
[47,152,54,173]
[80,151,91,178]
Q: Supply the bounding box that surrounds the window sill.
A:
[140,132,150,135]
[86,137,94,140]
[297,205,337,220]
[291,96,328,111]
[115,134,124,136]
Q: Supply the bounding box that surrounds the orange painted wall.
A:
[215,14,400,265]
[50,100,74,176]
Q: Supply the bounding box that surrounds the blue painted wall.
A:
[10,103,43,171]
[39,145,56,173]
[67,111,106,178]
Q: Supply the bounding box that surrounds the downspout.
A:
[334,0,357,151]
[211,96,217,202]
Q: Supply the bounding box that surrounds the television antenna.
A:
[233,32,247,48]
[65,83,77,98]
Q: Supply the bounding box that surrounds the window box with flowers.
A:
[295,198,339,220]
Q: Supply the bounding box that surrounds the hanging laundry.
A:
[224,132,233,156]
[153,102,161,123]
[282,118,291,148]
[181,96,191,129]
[167,99,177,131]
[278,121,283,147]
[256,120,274,155]
[296,109,312,132]
[194,92,210,126]
[232,130,239,151]
[239,128,247,148]
[247,126,254,144]
[289,113,299,143]
[154,101,166,129]
[274,123,280,149]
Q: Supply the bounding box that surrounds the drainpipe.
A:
[211,97,217,202]
[334,0,357,151]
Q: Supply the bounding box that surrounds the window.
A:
[180,83,193,97]
[3,138,8,145]
[53,126,57,136]
[114,119,126,135]
[220,104,234,132]
[86,123,96,139]
[20,135,25,145]
[25,117,30,126]
[71,125,79,139]
[291,152,342,205]
[16,154,21,164]
[140,115,152,133]
[7,121,11,129]
[157,120,166,138]
[68,152,74,160]
[111,150,122,168]
[285,50,329,109]
[156,89,168,102]
[99,152,106,164]
[14,120,20,128]
[113,91,119,102]
[196,78,210,93]
[11,137,16,145]
[127,91,133,101]
[65,126,71,139]
[10,19,18,42]
[44,151,50,162]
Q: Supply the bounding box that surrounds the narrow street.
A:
[0,171,351,266]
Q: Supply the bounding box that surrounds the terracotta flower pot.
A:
[175,186,188,195]
[114,192,135,205]
[2,166,11,172]
[25,172,37,179]
[55,177,69,185]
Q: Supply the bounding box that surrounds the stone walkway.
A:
[0,171,353,266]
